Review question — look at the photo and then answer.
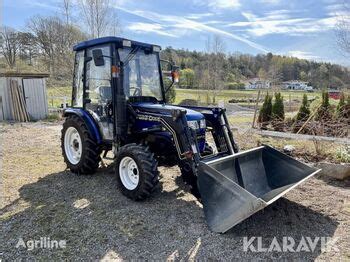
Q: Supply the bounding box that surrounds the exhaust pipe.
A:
[198,145,320,233]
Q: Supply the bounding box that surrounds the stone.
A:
[317,162,350,180]
[283,145,295,154]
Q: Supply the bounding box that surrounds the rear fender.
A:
[63,108,102,144]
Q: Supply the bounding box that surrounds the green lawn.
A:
[47,86,71,108]
[46,86,329,111]
[174,88,322,105]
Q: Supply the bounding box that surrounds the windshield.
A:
[119,48,163,101]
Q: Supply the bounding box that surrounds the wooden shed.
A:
[0,72,50,121]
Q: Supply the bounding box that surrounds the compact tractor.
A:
[61,37,319,233]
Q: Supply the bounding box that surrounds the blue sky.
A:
[2,0,349,65]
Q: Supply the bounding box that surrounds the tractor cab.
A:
[71,37,187,141]
[71,37,169,140]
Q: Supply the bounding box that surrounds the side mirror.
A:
[171,69,179,84]
[161,59,179,93]
[92,49,105,66]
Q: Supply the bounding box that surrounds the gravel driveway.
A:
[0,122,349,260]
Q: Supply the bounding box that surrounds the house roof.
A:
[0,72,50,78]
[73,36,160,51]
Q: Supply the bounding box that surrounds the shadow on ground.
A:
[315,173,350,188]
[0,167,339,260]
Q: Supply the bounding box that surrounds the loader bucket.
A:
[198,145,320,233]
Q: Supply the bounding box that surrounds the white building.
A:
[283,81,313,91]
[245,78,271,90]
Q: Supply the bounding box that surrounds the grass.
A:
[174,88,322,105]
[45,113,62,122]
[46,87,339,114]
[47,86,71,108]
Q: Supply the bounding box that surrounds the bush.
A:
[225,82,245,90]
[296,94,310,121]
[335,146,350,163]
[179,68,195,89]
[272,92,285,121]
[258,93,272,126]
[46,113,62,122]
[336,92,346,118]
[178,99,198,106]
[316,90,332,120]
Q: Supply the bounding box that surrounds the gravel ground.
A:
[0,122,349,260]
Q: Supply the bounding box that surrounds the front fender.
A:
[63,108,102,144]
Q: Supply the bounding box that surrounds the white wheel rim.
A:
[119,156,139,190]
[64,127,82,165]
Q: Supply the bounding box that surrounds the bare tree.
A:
[212,35,225,90]
[205,35,226,103]
[0,26,19,69]
[78,0,117,38]
[28,16,61,74]
[61,0,73,25]
[110,13,121,36]
[336,1,350,56]
[28,16,86,78]
[17,32,38,65]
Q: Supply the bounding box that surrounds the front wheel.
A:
[116,144,159,200]
[61,115,101,174]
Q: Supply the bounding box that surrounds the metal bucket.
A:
[198,145,320,233]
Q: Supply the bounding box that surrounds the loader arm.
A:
[131,105,238,167]
[132,106,200,164]
[179,106,239,156]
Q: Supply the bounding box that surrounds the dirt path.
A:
[0,122,349,260]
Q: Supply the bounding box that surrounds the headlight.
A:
[187,120,199,130]
[199,119,206,129]
[187,119,206,130]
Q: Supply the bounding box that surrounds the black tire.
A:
[179,160,201,200]
[116,143,159,201]
[61,115,101,174]
[202,143,214,156]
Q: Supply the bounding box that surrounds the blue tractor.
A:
[62,37,320,233]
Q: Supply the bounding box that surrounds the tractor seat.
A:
[99,86,112,102]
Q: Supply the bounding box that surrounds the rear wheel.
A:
[61,115,101,174]
[116,144,159,200]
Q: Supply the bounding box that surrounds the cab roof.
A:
[73,36,159,51]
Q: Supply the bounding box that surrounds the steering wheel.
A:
[132,86,142,96]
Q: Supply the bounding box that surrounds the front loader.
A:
[61,37,320,233]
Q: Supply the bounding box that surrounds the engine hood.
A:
[132,103,204,121]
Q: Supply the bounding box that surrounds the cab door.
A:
[84,45,113,140]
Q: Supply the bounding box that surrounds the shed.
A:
[0,72,50,121]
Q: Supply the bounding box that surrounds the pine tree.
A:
[272,92,285,121]
[296,94,310,121]
[316,90,332,120]
[322,90,330,108]
[258,93,272,125]
[336,92,346,117]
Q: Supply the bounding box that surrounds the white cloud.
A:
[228,11,338,36]
[5,0,60,10]
[127,22,177,37]
[287,50,320,60]
[210,0,240,9]
[259,0,281,4]
[193,0,240,10]
[186,13,215,20]
[116,6,269,52]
